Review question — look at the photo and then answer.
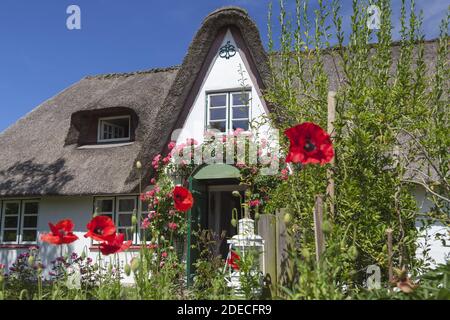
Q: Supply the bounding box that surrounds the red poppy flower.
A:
[99,233,132,256]
[84,216,116,242]
[227,250,240,271]
[284,122,334,165]
[173,186,194,212]
[40,219,79,245]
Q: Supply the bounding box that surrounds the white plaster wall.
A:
[173,29,271,146]
[38,196,93,271]
[413,186,449,266]
[0,196,137,283]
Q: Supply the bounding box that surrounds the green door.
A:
[186,176,207,285]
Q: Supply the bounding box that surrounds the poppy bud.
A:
[19,289,29,300]
[27,255,35,267]
[131,215,137,226]
[301,248,311,262]
[136,161,142,169]
[160,235,165,243]
[231,208,238,227]
[348,246,358,260]
[283,213,292,224]
[232,191,241,198]
[124,264,131,277]
[255,212,260,220]
[130,258,140,272]
[322,220,332,234]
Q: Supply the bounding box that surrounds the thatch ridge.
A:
[84,66,181,80]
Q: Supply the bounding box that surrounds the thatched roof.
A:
[0,6,270,196]
[0,67,179,196]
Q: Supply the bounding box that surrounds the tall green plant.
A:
[266,0,449,298]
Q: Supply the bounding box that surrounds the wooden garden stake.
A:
[386,228,393,282]
[313,195,325,263]
[327,91,336,218]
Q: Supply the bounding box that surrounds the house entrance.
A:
[207,185,246,258]
[186,164,244,283]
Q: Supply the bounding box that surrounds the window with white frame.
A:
[1,200,39,244]
[97,116,131,143]
[94,197,114,220]
[231,92,250,131]
[93,197,138,243]
[206,91,251,133]
[21,201,39,243]
[117,197,136,241]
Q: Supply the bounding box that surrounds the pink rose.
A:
[148,211,157,219]
[168,222,178,231]
[249,199,261,207]
[168,141,176,150]
[141,218,150,229]
[233,128,245,136]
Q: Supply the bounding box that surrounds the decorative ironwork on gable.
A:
[219,41,236,59]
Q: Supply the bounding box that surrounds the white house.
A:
[0,7,447,282]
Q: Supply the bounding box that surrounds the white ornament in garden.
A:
[225,218,265,293]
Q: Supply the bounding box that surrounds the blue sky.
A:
[0,0,447,132]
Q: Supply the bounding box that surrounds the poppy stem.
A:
[116,253,121,294]
[98,244,102,285]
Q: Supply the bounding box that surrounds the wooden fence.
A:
[257,208,292,297]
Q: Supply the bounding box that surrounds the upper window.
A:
[94,196,139,243]
[207,91,251,133]
[97,116,131,143]
[1,200,39,244]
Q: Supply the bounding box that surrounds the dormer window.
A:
[97,116,131,143]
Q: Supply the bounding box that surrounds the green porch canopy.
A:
[193,164,241,180]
